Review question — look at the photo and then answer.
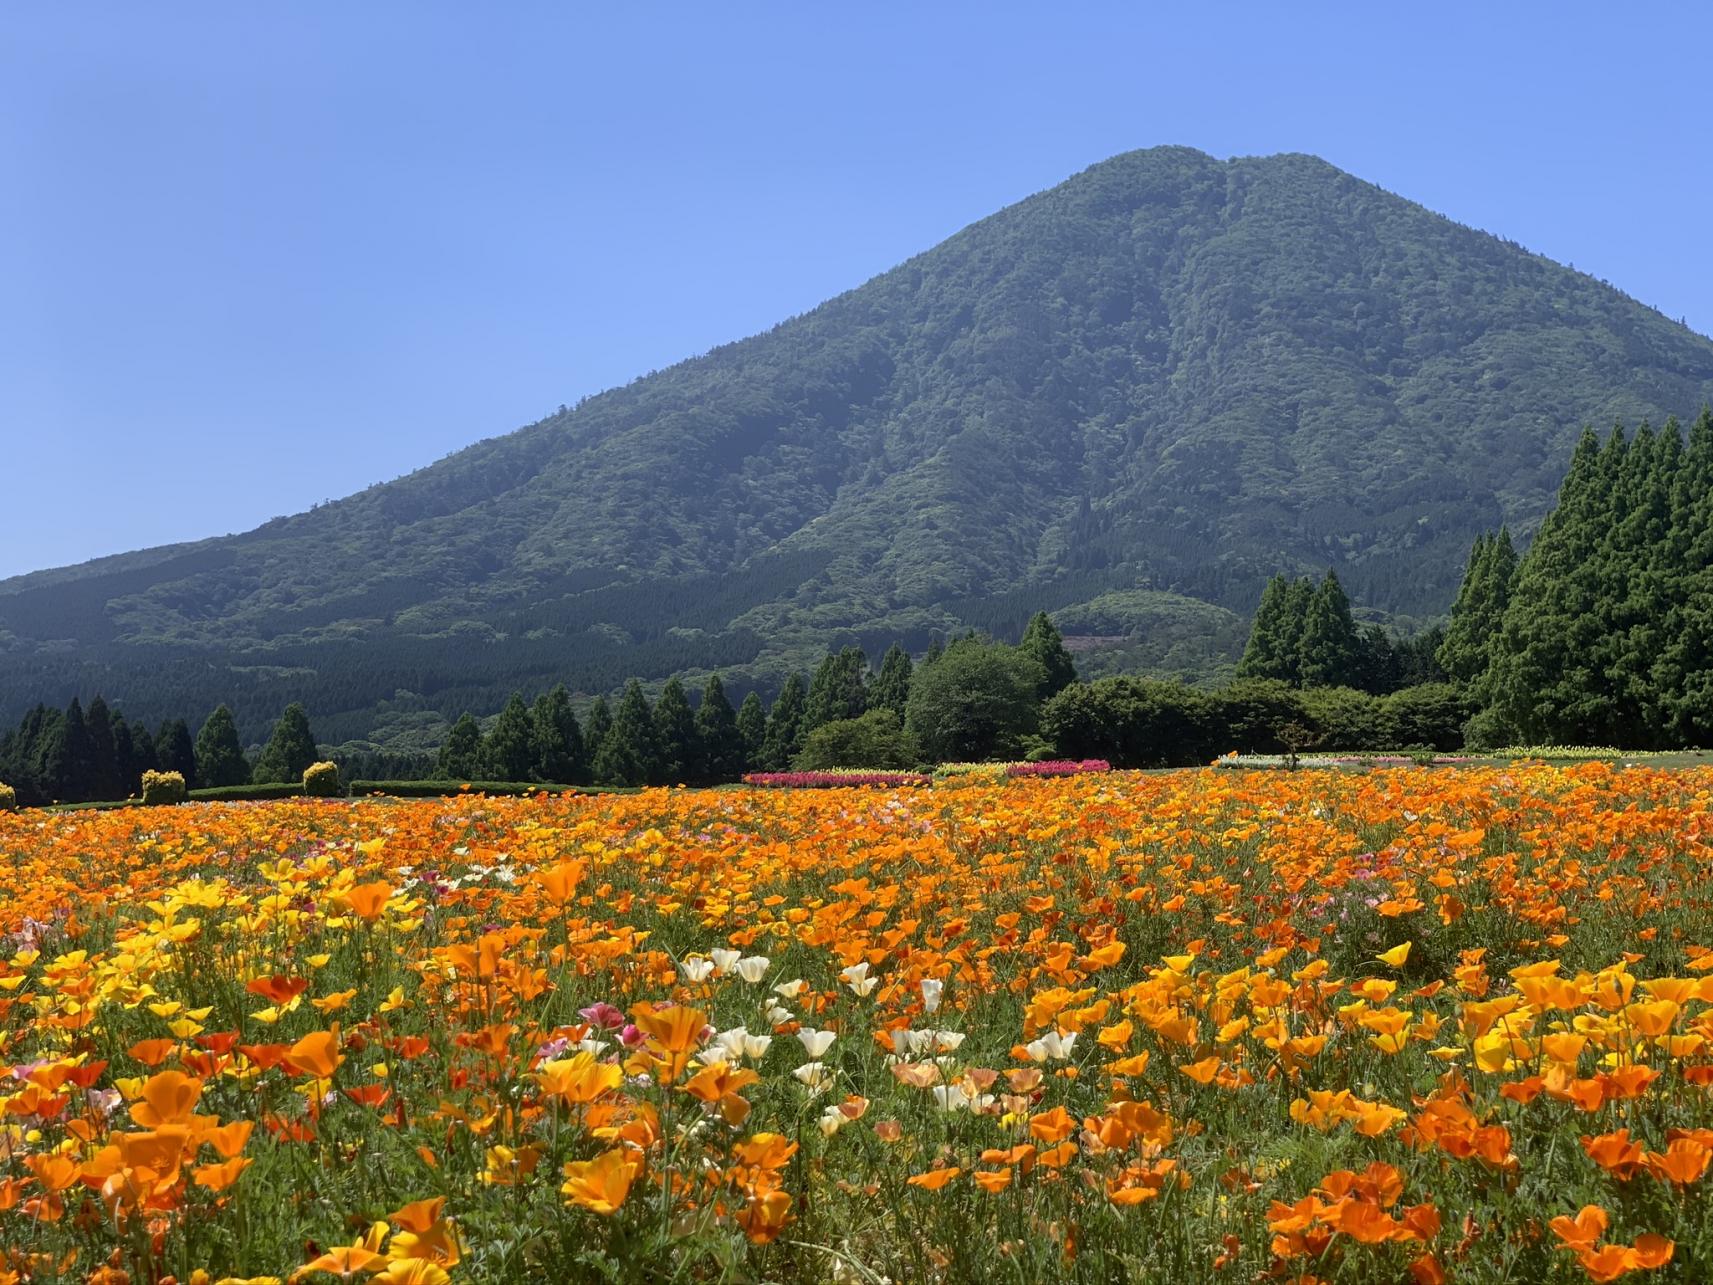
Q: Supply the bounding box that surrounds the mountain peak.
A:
[4,152,1712,746]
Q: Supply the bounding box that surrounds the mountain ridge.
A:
[6,146,1713,746]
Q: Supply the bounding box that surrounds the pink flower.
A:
[579,1001,626,1031]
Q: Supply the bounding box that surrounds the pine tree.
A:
[870,644,915,717]
[437,713,484,780]
[482,692,538,781]
[41,699,95,802]
[694,674,745,784]
[1658,409,1713,742]
[253,703,319,783]
[531,686,587,784]
[1298,571,1362,688]
[735,691,766,771]
[759,673,808,771]
[805,647,868,731]
[583,696,614,767]
[594,680,659,787]
[194,705,250,788]
[652,678,698,784]
[156,719,197,788]
[1018,613,1077,698]
[1237,575,1303,683]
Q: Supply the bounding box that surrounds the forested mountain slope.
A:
[6,146,1712,745]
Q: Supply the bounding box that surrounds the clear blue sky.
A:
[3,3,1709,579]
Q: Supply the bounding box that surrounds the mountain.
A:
[6,146,1713,749]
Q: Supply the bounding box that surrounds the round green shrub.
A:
[140,770,188,806]
[303,761,342,797]
[0,783,15,812]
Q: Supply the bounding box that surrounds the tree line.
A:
[1438,410,1713,748]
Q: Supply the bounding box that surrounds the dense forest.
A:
[5,147,1713,749]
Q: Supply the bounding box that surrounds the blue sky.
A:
[2,3,1709,578]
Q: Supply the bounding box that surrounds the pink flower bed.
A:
[1004,759,1112,778]
[742,771,932,789]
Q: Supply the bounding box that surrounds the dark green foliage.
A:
[481,692,538,782]
[869,645,914,719]
[83,697,121,802]
[904,639,1045,763]
[694,675,745,784]
[194,705,250,788]
[1041,678,1216,768]
[1298,686,1384,751]
[582,696,614,766]
[594,680,659,787]
[1380,684,1473,752]
[156,720,197,787]
[187,782,303,802]
[794,709,919,771]
[1437,531,1517,686]
[1298,572,1363,688]
[437,713,484,780]
[735,691,767,768]
[805,648,869,732]
[1018,612,1077,699]
[759,673,808,771]
[531,686,587,785]
[1476,417,1713,747]
[1237,576,1305,682]
[253,703,320,784]
[651,677,698,785]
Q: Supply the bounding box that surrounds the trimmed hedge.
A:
[187,782,305,802]
[0,783,14,812]
[349,779,573,799]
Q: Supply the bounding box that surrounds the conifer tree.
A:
[1297,571,1361,688]
[923,638,945,667]
[437,713,484,780]
[1237,575,1303,683]
[481,692,538,781]
[253,703,319,784]
[805,647,868,731]
[156,719,197,788]
[530,685,587,784]
[84,696,121,801]
[39,699,95,802]
[1437,530,1517,687]
[582,696,614,767]
[594,680,659,787]
[735,691,766,770]
[759,673,808,771]
[1487,428,1618,743]
[694,674,745,784]
[194,705,250,788]
[652,678,698,784]
[1018,613,1077,698]
[1658,409,1713,742]
[870,644,915,717]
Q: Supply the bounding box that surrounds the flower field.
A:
[1,765,1712,1283]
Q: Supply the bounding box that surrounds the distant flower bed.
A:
[743,771,931,789]
[1213,751,1476,770]
[1489,745,1704,762]
[1004,759,1112,778]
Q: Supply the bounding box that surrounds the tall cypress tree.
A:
[694,674,744,784]
[84,696,121,801]
[1018,613,1076,698]
[1488,428,1618,743]
[1658,409,1713,743]
[1238,575,1303,683]
[1438,531,1517,688]
[531,685,587,784]
[652,678,698,784]
[194,705,250,788]
[482,693,538,781]
[735,691,766,771]
[583,696,614,767]
[156,719,198,788]
[1298,571,1362,688]
[437,713,484,779]
[805,647,868,731]
[870,644,915,717]
[759,673,808,771]
[253,703,319,783]
[41,699,95,803]
[595,680,659,787]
